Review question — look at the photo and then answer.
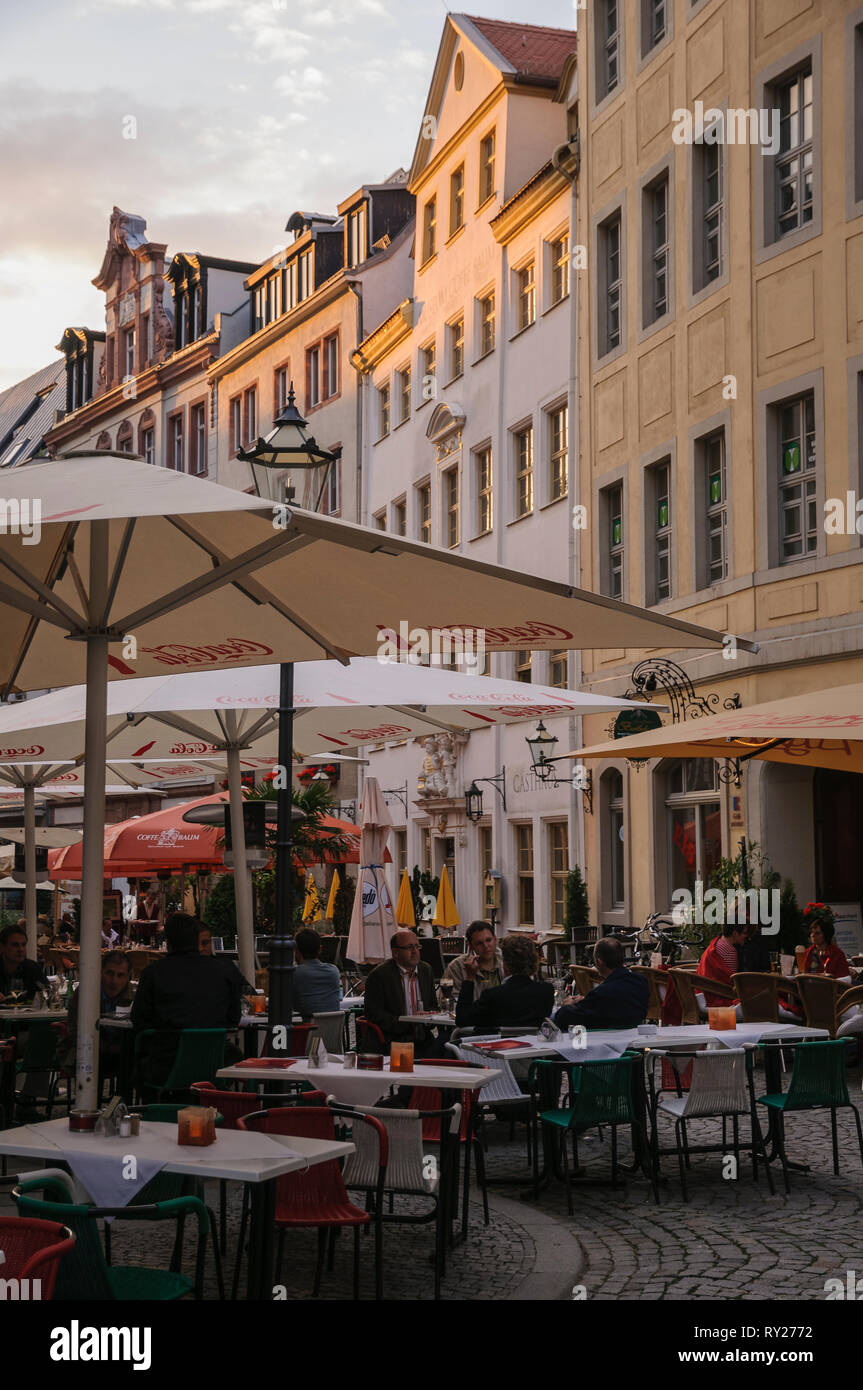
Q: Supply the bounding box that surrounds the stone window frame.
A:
[638,152,675,341]
[756,367,825,576]
[688,405,734,594]
[640,437,676,607]
[592,192,627,367]
[847,6,863,222]
[754,35,823,266]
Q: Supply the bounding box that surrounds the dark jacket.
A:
[131,951,241,1085]
[456,972,555,1031]
[0,955,48,1000]
[553,967,648,1031]
[362,958,436,1043]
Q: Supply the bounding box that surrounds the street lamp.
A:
[525,721,559,781]
[239,384,342,1038]
[464,769,507,822]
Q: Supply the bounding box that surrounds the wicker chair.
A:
[630,966,667,1023]
[570,965,601,998]
[794,976,863,1039]
[667,969,735,1026]
[731,972,800,1023]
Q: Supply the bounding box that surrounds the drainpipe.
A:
[552,134,583,875]
[347,281,364,525]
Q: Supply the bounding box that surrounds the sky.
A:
[0,0,576,390]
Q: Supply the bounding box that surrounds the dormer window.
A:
[171,261,205,349]
[347,205,367,269]
[298,248,314,301]
[58,328,100,413]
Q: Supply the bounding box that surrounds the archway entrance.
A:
[814,769,863,903]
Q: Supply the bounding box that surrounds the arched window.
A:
[602,768,626,910]
[138,409,155,466]
[95,430,112,451]
[116,421,133,453]
[664,758,721,895]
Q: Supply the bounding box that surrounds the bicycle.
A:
[613,911,705,967]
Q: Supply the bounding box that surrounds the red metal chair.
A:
[0,1215,75,1299]
[236,1106,388,1300]
[407,1056,489,1232]
[356,1017,386,1052]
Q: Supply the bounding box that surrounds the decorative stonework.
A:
[416,731,469,800]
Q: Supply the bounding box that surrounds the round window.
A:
[454,51,464,90]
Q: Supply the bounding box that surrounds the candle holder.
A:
[177,1106,217,1146]
[389,1041,414,1073]
[708,1006,737,1031]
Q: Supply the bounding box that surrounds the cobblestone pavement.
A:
[3,1056,862,1300]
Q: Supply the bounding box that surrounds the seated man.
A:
[292,927,342,1018]
[0,923,48,1001]
[131,912,241,1090]
[441,921,503,1004]
[455,935,554,1032]
[698,921,748,1008]
[58,950,133,1073]
[363,930,437,1051]
[101,918,120,948]
[554,937,648,1031]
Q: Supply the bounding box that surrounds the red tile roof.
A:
[464,15,576,81]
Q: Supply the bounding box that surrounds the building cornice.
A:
[490,162,570,243]
[207,273,350,384]
[351,300,416,374]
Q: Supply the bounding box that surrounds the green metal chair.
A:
[134,1028,226,1103]
[531,1053,658,1212]
[13,1174,210,1300]
[757,1039,863,1192]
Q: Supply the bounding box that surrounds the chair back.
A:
[406,1055,476,1141]
[20,1020,62,1071]
[667,969,734,1024]
[676,1047,749,1117]
[440,936,466,958]
[341,1103,459,1194]
[420,938,445,978]
[309,1011,346,1055]
[570,965,600,997]
[630,966,666,1023]
[794,975,840,1037]
[356,1017,386,1052]
[454,1044,525,1103]
[161,1029,226,1092]
[238,1106,352,1219]
[0,1215,75,1298]
[730,972,796,1023]
[12,1184,117,1300]
[190,1082,265,1128]
[569,1053,639,1128]
[785,1039,851,1108]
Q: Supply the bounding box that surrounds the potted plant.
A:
[563,866,590,943]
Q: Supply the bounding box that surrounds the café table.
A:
[0,1006,68,1024]
[0,1115,354,1300]
[399,1011,456,1030]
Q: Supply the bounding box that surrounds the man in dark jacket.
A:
[0,924,48,1000]
[363,930,437,1052]
[554,937,648,1031]
[456,935,554,1031]
[132,912,241,1088]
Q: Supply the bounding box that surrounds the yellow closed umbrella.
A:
[433,865,460,930]
[395,869,416,928]
[302,871,322,923]
[325,868,340,922]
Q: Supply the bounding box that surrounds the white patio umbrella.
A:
[0,453,746,1106]
[347,777,395,964]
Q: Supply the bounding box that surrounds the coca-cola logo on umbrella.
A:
[0,745,45,758]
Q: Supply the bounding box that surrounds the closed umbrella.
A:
[325,868,340,922]
[302,872,322,923]
[433,865,460,931]
[395,869,417,928]
[347,778,395,963]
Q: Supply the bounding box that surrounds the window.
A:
[285,260,298,312]
[142,426,154,468]
[190,402,206,475]
[597,0,620,102]
[444,467,459,548]
[323,459,340,515]
[647,459,671,603]
[642,0,666,56]
[395,829,407,877]
[550,234,569,305]
[549,823,569,930]
[141,314,149,366]
[243,386,257,445]
[393,497,406,536]
[116,422,132,453]
[298,248,314,301]
[607,770,625,908]
[777,393,817,563]
[274,365,290,415]
[190,284,202,338]
[475,447,493,535]
[854,18,863,210]
[774,66,813,239]
[306,345,321,410]
[347,205,367,269]
[169,412,184,471]
[693,138,723,293]
[548,405,568,502]
[377,382,390,438]
[417,482,431,543]
[397,367,411,424]
[666,759,721,896]
[550,651,568,688]
[603,483,624,598]
[450,164,465,236]
[419,341,436,405]
[644,175,669,325]
[123,327,135,378]
[447,316,464,381]
[515,650,532,683]
[599,213,622,355]
[477,292,495,357]
[267,274,281,324]
[230,396,242,456]
[700,429,727,586]
[374,511,386,531]
[516,825,534,927]
[516,261,536,332]
[323,333,338,400]
[422,196,437,264]
[480,825,492,879]
[479,130,496,206]
[514,426,534,518]
[252,284,265,334]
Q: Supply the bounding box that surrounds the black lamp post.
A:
[464,769,506,822]
[525,721,559,781]
[238,384,342,1037]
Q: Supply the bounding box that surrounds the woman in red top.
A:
[800,920,851,982]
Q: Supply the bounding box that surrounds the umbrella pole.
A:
[23,775,37,959]
[224,729,256,988]
[75,522,110,1112]
[269,662,295,1036]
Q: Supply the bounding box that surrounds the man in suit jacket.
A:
[554,937,648,1031]
[455,935,554,1031]
[362,930,437,1051]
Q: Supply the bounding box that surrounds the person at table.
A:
[441,921,503,1004]
[131,912,242,1090]
[197,923,256,996]
[697,921,748,1007]
[57,950,133,1073]
[0,923,49,1001]
[101,918,120,949]
[455,935,554,1031]
[292,927,342,1017]
[799,918,851,981]
[363,930,437,1051]
[553,937,648,1032]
